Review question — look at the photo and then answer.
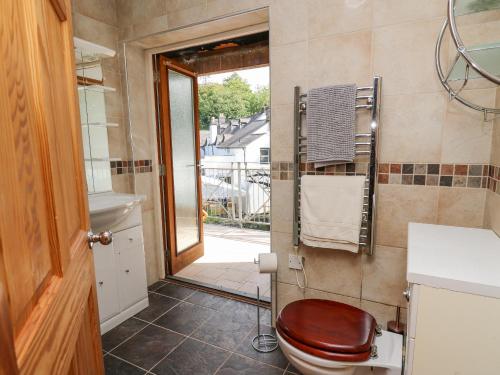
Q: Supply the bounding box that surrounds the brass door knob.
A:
[87,231,113,249]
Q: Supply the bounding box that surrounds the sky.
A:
[198,66,269,91]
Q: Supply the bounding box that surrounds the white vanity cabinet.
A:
[405,223,500,375]
[89,195,149,334]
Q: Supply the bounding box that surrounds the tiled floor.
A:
[102,280,300,375]
[175,224,271,299]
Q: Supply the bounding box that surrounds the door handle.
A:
[88,231,113,249]
[403,286,411,302]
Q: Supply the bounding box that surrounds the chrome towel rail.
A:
[292,77,382,256]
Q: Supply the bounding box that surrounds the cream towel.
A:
[300,175,365,253]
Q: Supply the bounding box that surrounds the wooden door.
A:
[157,57,204,275]
[0,1,104,374]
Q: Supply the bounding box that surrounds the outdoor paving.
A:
[175,224,271,299]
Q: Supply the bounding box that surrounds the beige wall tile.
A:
[127,75,155,161]
[73,0,118,26]
[142,209,161,285]
[270,104,293,162]
[485,190,500,236]
[270,0,307,46]
[107,124,130,160]
[270,41,307,106]
[301,245,362,298]
[135,173,155,211]
[373,19,446,96]
[276,281,305,313]
[270,179,293,234]
[117,0,167,26]
[130,15,170,40]
[379,93,445,162]
[376,185,439,248]
[124,44,147,80]
[305,288,361,308]
[441,89,494,164]
[103,70,125,119]
[167,4,208,29]
[165,0,204,12]
[73,12,119,50]
[362,246,407,306]
[372,0,445,27]
[271,231,296,285]
[360,300,397,327]
[205,0,270,19]
[111,174,133,193]
[308,0,372,38]
[307,30,372,89]
[437,188,486,228]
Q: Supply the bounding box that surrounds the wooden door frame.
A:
[155,56,204,275]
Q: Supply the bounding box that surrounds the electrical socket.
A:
[289,254,304,270]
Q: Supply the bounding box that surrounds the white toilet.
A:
[276,299,403,375]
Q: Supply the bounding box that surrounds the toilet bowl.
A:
[277,299,403,375]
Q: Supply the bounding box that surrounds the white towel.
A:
[300,175,365,253]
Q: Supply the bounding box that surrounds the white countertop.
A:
[88,192,145,214]
[408,223,500,298]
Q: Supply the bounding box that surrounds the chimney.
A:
[218,113,225,126]
[209,117,218,143]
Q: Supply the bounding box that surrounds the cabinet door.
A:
[114,226,148,310]
[93,242,120,322]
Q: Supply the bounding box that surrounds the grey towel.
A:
[306,84,357,168]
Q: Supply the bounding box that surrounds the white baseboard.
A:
[100,297,149,335]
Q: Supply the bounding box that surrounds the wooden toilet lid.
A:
[277,299,376,355]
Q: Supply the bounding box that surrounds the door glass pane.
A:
[168,69,199,253]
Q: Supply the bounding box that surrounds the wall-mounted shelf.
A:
[82,122,119,128]
[435,0,500,118]
[454,0,500,16]
[447,42,500,81]
[78,85,116,93]
[74,37,116,65]
[85,158,111,162]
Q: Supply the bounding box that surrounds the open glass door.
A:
[158,57,204,274]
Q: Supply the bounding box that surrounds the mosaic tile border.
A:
[110,159,152,175]
[271,161,368,181]
[377,163,489,189]
[271,161,500,195]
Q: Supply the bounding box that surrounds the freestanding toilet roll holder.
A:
[252,256,278,353]
[251,286,278,353]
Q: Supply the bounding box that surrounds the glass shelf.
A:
[455,0,500,16]
[81,122,119,128]
[78,85,116,93]
[74,37,115,65]
[85,158,111,162]
[447,41,500,80]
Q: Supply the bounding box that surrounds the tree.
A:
[198,73,269,129]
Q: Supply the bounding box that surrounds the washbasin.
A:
[88,192,145,232]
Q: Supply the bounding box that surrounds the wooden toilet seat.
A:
[277,299,377,362]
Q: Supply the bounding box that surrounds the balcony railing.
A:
[201,162,270,229]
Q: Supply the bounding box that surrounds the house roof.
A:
[217,120,267,148]
[217,111,268,148]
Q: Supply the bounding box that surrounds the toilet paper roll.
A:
[258,253,278,274]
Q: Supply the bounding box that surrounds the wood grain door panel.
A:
[0,0,103,374]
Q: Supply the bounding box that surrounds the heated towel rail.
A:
[292,76,381,255]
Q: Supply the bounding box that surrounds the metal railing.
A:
[201,162,270,228]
